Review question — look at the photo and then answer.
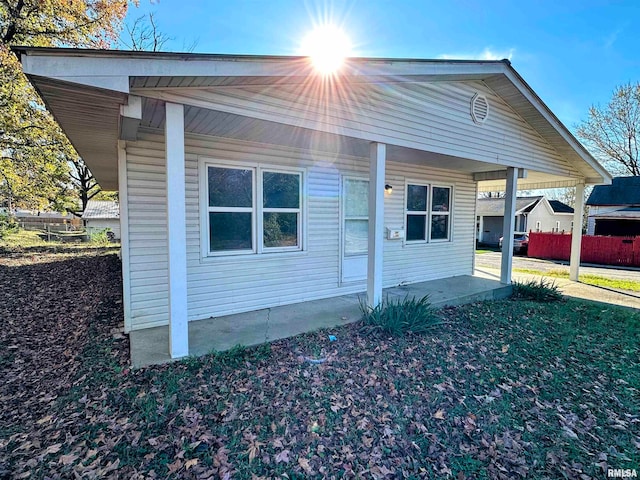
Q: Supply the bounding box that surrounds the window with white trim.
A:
[405,183,452,242]
[262,170,302,250]
[430,186,451,241]
[406,184,428,241]
[343,178,369,255]
[205,164,302,255]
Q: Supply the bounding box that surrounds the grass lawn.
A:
[514,267,640,293]
[1,251,639,479]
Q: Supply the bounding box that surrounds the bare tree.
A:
[577,82,640,176]
[120,12,171,52]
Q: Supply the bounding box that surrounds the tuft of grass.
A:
[512,278,563,302]
[359,294,442,336]
[89,228,112,246]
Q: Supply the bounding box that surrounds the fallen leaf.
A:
[275,449,290,464]
[44,443,62,455]
[433,409,446,420]
[59,454,77,465]
[298,457,313,474]
[185,458,198,469]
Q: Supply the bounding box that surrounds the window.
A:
[405,183,452,242]
[430,186,451,240]
[262,170,301,250]
[204,163,302,255]
[406,184,428,241]
[207,166,254,253]
[343,178,369,256]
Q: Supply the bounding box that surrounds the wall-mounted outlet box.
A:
[386,228,405,240]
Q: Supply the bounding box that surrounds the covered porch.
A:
[130,274,511,368]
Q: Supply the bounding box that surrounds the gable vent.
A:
[471,93,489,124]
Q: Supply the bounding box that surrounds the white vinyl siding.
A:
[140,80,581,179]
[125,131,476,330]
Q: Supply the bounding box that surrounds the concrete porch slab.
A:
[129,274,511,368]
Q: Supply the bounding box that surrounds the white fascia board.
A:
[20,51,509,93]
[503,68,612,185]
[22,54,130,92]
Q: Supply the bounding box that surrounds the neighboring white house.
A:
[477,196,574,245]
[82,200,120,239]
[15,47,610,361]
[586,176,640,236]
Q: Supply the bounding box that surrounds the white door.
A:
[342,177,369,283]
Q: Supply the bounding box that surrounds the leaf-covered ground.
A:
[1,251,639,479]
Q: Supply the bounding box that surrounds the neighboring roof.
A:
[13,46,611,192]
[477,196,573,216]
[477,196,542,216]
[590,207,640,219]
[547,200,574,213]
[82,200,119,220]
[586,176,640,206]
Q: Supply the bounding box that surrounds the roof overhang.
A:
[13,47,612,191]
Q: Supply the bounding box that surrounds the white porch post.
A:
[165,102,189,359]
[117,141,132,333]
[367,142,386,307]
[478,215,484,243]
[500,167,518,284]
[569,182,585,281]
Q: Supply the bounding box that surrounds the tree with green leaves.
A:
[576,82,640,176]
[0,0,130,211]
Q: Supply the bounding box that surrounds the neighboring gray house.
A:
[586,176,640,236]
[16,47,610,363]
[477,196,574,245]
[82,200,120,239]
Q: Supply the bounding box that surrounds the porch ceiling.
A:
[31,76,127,190]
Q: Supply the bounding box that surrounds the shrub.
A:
[0,213,18,239]
[89,228,112,246]
[360,294,441,336]
[512,278,563,302]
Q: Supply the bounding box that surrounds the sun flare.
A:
[301,24,352,74]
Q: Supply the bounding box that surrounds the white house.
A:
[477,196,574,245]
[82,200,121,239]
[15,47,610,362]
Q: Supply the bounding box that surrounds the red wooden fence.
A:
[528,233,640,267]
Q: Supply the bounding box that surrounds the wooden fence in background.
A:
[528,232,640,267]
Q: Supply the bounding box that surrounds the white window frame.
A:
[342,176,370,257]
[404,181,454,244]
[430,185,452,242]
[199,158,305,258]
[260,168,303,253]
[405,182,430,243]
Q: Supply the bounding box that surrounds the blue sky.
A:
[128,0,640,130]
